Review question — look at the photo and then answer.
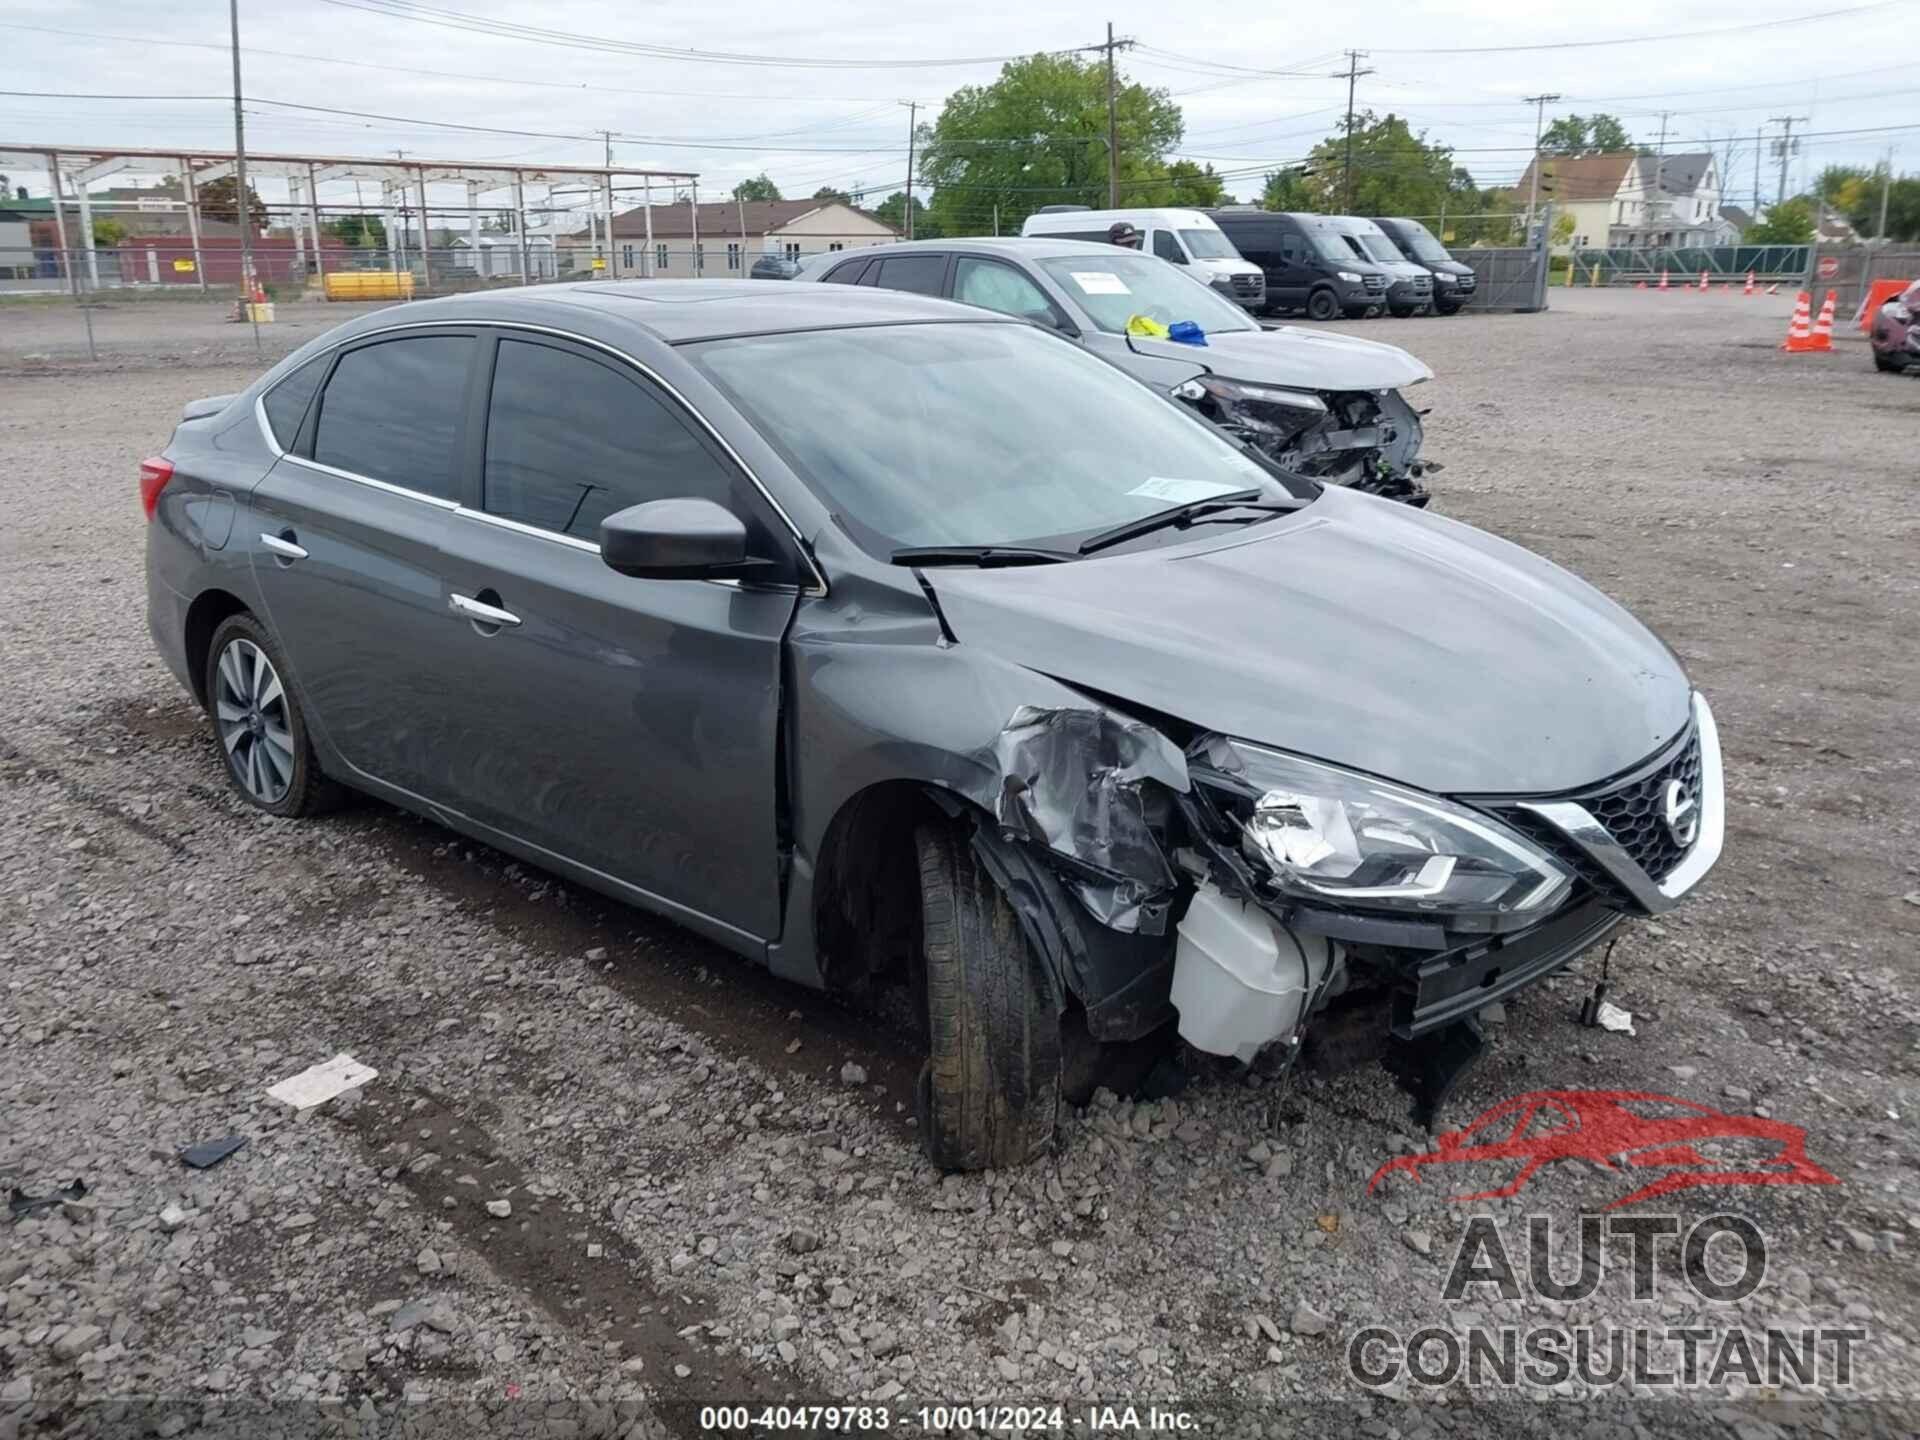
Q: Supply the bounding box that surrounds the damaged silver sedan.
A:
[143,280,1723,1171]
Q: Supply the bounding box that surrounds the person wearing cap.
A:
[1107,221,1142,250]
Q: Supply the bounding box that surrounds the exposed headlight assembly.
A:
[1171,376,1328,443]
[1198,739,1572,922]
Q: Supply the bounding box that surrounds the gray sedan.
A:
[144,281,1722,1168]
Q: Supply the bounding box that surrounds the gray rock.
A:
[1290,1305,1331,1338]
[485,1199,512,1219]
[416,1248,443,1276]
[1405,1230,1434,1257]
[53,1324,104,1360]
[839,1061,868,1086]
[158,1203,189,1233]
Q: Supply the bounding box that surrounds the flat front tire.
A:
[915,824,1061,1170]
[205,613,342,817]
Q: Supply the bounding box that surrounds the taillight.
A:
[139,457,174,521]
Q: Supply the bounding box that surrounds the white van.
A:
[1019,207,1265,309]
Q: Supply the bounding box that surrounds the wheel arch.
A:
[183,588,252,709]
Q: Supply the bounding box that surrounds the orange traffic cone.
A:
[1634,280,1648,290]
[1781,292,1815,351]
[1698,270,1709,291]
[1744,271,1756,296]
[1659,269,1670,290]
[1808,289,1837,351]
[1766,283,1780,295]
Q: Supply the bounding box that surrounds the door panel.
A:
[437,521,795,936]
[248,459,454,798]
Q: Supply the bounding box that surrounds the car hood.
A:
[1127,326,1433,391]
[921,485,1692,796]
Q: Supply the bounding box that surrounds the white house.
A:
[597,198,898,278]
[1515,151,1729,250]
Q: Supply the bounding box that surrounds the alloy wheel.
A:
[214,637,294,805]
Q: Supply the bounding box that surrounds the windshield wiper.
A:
[891,545,1076,568]
[1076,490,1302,555]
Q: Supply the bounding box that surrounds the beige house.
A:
[1516,151,1728,249]
[599,198,897,278]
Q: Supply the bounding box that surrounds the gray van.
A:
[1208,210,1390,321]
[1373,217,1479,314]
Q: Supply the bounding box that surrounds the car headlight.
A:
[1433,272,1456,285]
[1195,739,1573,920]
[1171,376,1328,441]
[1337,271,1363,284]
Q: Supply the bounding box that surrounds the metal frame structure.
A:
[0,142,698,291]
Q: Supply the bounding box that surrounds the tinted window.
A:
[824,258,870,284]
[952,258,1055,323]
[1221,221,1281,262]
[262,354,327,449]
[875,254,947,295]
[482,338,734,541]
[1151,230,1186,264]
[312,336,472,499]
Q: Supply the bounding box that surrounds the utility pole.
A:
[1336,51,1375,213]
[1650,111,1670,246]
[1769,116,1807,205]
[1105,21,1120,207]
[1521,93,1562,232]
[1753,125,1763,215]
[902,100,918,240]
[1877,144,1895,239]
[228,0,259,348]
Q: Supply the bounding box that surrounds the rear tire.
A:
[205,613,344,818]
[1306,289,1341,322]
[1873,351,1906,372]
[915,824,1061,1170]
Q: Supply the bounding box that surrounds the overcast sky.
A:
[1,0,1912,222]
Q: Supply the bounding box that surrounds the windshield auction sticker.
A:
[1069,271,1131,295]
[1129,477,1248,503]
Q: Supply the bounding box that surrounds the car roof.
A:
[827,236,1141,262]
[336,278,1005,344]
[1022,207,1219,228]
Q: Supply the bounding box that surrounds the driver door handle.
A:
[449,592,522,627]
[259,533,308,560]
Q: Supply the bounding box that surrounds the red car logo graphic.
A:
[1367,1090,1839,1210]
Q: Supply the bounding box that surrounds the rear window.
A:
[874,254,947,295]
[262,354,327,449]
[312,336,473,501]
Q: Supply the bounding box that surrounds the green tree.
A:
[811,185,851,203]
[1540,113,1632,156]
[327,214,386,247]
[1747,196,1816,245]
[90,217,127,247]
[916,53,1185,236]
[1283,111,1460,218]
[1133,159,1225,208]
[872,190,940,238]
[197,175,268,229]
[1260,166,1316,212]
[732,173,782,202]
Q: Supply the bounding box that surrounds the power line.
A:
[315,0,1103,69]
[1370,1,1898,55]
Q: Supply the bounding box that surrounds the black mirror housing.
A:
[599,498,750,580]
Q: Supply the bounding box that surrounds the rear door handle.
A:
[260,533,307,560]
[449,592,522,627]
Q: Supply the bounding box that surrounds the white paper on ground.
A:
[266,1053,379,1110]
[1595,1001,1636,1036]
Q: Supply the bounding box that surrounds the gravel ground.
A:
[2,287,1917,1439]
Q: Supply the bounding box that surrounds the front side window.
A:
[311,335,473,500]
[262,352,327,449]
[1152,230,1186,264]
[689,321,1300,557]
[952,257,1055,324]
[1035,254,1255,336]
[482,338,733,542]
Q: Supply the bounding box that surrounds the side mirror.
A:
[599,497,749,580]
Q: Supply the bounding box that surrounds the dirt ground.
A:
[1,286,1917,1438]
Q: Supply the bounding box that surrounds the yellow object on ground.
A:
[323,271,416,302]
[245,302,275,323]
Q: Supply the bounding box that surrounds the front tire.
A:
[1306,289,1341,322]
[1873,351,1906,372]
[1435,301,1464,316]
[915,824,1061,1170]
[205,613,342,817]
[1389,303,1419,318]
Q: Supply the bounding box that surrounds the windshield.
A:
[1352,232,1404,265]
[688,322,1304,556]
[1313,233,1359,265]
[1035,254,1257,336]
[1178,228,1238,260]
[1389,221,1453,265]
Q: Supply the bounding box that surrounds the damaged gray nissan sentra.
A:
[143,280,1723,1170]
